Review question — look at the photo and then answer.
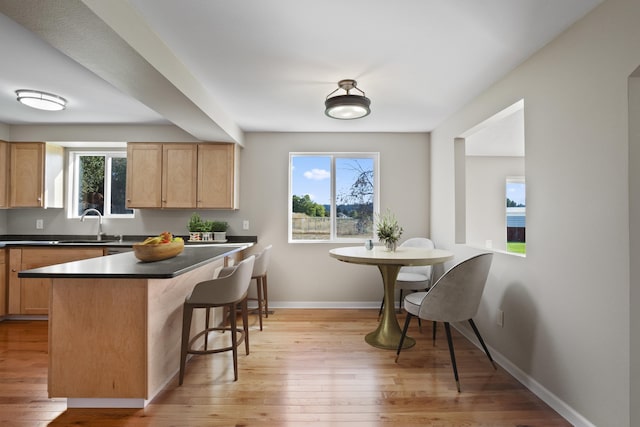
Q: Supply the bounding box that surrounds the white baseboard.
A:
[454,324,596,427]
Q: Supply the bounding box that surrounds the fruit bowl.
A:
[132,239,185,262]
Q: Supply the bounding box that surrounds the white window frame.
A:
[66,149,134,219]
[288,152,379,243]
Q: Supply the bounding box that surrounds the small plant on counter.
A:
[187,212,204,232]
[211,221,228,241]
[210,221,228,232]
[187,212,204,241]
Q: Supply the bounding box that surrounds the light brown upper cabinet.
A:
[1,141,63,209]
[0,141,8,208]
[163,144,198,208]
[126,142,237,209]
[10,142,44,207]
[197,143,235,209]
[126,143,163,208]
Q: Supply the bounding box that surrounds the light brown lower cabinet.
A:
[7,247,105,315]
[0,251,6,316]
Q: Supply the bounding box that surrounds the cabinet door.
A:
[162,144,197,208]
[7,248,22,314]
[197,143,235,209]
[8,248,104,315]
[126,143,163,208]
[9,142,44,207]
[0,141,8,208]
[0,251,6,316]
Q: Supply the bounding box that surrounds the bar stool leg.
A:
[179,304,194,385]
[255,277,264,331]
[229,305,238,381]
[262,274,269,318]
[241,298,250,355]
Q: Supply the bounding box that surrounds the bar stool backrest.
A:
[187,255,255,305]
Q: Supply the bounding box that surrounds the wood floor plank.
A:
[0,310,570,426]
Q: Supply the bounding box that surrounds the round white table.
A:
[329,245,454,350]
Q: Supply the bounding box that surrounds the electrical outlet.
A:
[243,220,249,230]
[36,219,44,229]
[497,309,504,327]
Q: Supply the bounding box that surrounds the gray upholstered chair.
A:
[395,253,496,392]
[179,255,255,385]
[250,244,272,330]
[379,237,435,317]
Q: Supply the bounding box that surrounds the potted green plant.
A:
[211,220,229,241]
[376,209,403,251]
[201,220,214,241]
[187,212,204,241]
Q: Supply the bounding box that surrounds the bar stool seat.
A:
[179,255,255,385]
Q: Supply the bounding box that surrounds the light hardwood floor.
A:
[0,309,570,426]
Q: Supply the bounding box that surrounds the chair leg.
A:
[179,304,194,386]
[262,274,269,318]
[204,307,210,350]
[229,305,239,381]
[395,313,413,363]
[444,322,461,392]
[242,298,250,355]
[468,319,497,370]
[432,321,437,345]
[255,277,264,331]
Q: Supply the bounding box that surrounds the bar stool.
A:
[250,245,272,331]
[179,255,255,385]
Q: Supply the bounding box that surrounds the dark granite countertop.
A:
[18,244,251,279]
[0,234,257,248]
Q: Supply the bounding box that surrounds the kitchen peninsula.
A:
[19,244,252,408]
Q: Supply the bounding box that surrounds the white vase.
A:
[384,240,397,252]
[213,231,226,241]
[189,231,201,241]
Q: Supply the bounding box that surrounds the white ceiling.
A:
[0,0,602,143]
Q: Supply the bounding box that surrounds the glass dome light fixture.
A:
[16,89,67,111]
[325,79,371,120]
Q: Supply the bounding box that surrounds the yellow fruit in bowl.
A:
[133,232,185,262]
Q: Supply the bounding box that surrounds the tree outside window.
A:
[69,151,133,218]
[289,153,378,242]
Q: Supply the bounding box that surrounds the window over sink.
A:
[67,150,134,219]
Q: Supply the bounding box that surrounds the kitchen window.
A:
[67,150,134,218]
[289,152,379,243]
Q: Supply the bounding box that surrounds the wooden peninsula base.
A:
[20,245,249,408]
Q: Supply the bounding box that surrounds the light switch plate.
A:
[242,220,249,230]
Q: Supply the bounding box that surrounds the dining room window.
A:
[289,152,379,243]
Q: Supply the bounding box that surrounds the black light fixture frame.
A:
[325,79,371,119]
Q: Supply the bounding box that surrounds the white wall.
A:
[629,70,640,426]
[465,156,524,250]
[3,131,431,305]
[430,0,638,425]
[238,132,430,304]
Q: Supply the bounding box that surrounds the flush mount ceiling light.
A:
[325,79,371,120]
[15,89,67,111]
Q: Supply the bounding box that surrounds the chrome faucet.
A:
[80,208,104,240]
